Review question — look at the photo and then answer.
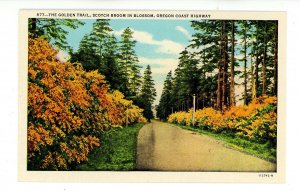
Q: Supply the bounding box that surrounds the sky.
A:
[65,19,194,106]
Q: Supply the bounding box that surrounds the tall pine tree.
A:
[138,65,157,121]
[119,27,142,99]
[157,71,173,120]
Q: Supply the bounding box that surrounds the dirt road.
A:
[136,120,276,172]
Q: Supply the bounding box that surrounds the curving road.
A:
[136,120,276,172]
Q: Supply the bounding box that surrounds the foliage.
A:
[76,123,144,171]
[108,90,147,125]
[70,20,127,92]
[168,96,277,145]
[137,65,157,121]
[119,27,142,99]
[157,20,278,116]
[71,21,154,119]
[28,18,84,51]
[27,37,146,170]
[156,71,173,120]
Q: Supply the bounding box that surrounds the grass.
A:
[172,123,276,163]
[76,123,145,171]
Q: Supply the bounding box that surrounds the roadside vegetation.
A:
[27,18,156,170]
[168,96,277,162]
[76,123,144,171]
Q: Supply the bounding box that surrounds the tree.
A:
[221,20,229,110]
[215,20,230,111]
[90,19,112,64]
[180,50,201,109]
[249,20,278,98]
[255,21,261,97]
[229,20,236,107]
[189,20,231,111]
[71,20,127,92]
[189,20,219,109]
[157,71,173,120]
[72,19,113,74]
[138,65,157,121]
[70,34,100,71]
[261,22,268,96]
[101,35,125,91]
[119,27,142,99]
[272,21,278,96]
[170,52,187,111]
[28,18,84,51]
[169,68,183,112]
[238,20,251,105]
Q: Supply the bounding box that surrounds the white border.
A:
[2,0,300,190]
[18,9,286,183]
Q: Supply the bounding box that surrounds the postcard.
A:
[18,10,286,183]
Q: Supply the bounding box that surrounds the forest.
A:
[157,20,278,118]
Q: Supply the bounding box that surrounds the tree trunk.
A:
[274,21,278,96]
[251,56,256,99]
[230,21,235,107]
[243,22,248,105]
[30,18,38,38]
[217,22,224,111]
[211,92,213,108]
[262,24,267,96]
[255,21,259,98]
[217,57,223,111]
[222,25,228,109]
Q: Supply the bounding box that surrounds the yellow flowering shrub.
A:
[168,111,191,125]
[167,96,277,143]
[27,37,146,170]
[108,90,147,125]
